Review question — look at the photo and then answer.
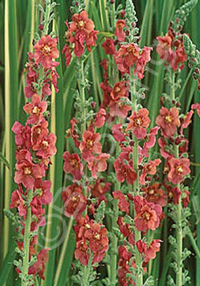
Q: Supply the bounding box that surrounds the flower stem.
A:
[21,189,33,286]
[130,69,143,286]
[42,0,51,36]
[110,199,118,286]
[174,144,182,286]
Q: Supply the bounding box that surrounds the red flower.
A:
[62,44,72,66]
[144,239,161,262]
[157,29,187,71]
[117,216,131,237]
[12,122,32,149]
[14,159,45,190]
[29,249,49,280]
[143,183,167,206]
[139,159,161,185]
[158,138,172,159]
[168,157,190,184]
[74,216,109,265]
[157,35,172,63]
[88,179,111,198]
[102,38,115,55]
[63,151,83,180]
[126,108,150,139]
[115,43,140,73]
[114,153,137,185]
[156,107,180,138]
[112,124,126,143]
[109,98,132,119]
[135,47,153,79]
[166,185,181,204]
[10,189,26,217]
[66,118,80,148]
[134,196,162,232]
[142,126,159,157]
[62,183,86,218]
[180,110,194,135]
[79,130,102,160]
[136,240,147,254]
[192,103,200,117]
[34,35,59,69]
[115,20,126,42]
[23,94,48,124]
[94,108,106,128]
[110,81,128,101]
[182,190,190,208]
[32,132,57,159]
[113,191,129,214]
[87,153,110,178]
[34,179,52,205]
[70,10,94,35]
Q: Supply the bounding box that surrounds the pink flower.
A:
[63,151,83,180]
[136,240,147,254]
[34,179,52,205]
[180,110,194,135]
[70,10,94,35]
[158,137,172,159]
[142,126,159,157]
[139,159,161,185]
[166,185,181,204]
[94,108,106,128]
[79,130,102,160]
[182,190,190,208]
[114,153,137,185]
[62,44,72,66]
[156,107,180,138]
[134,196,162,232]
[191,103,200,117]
[34,35,59,69]
[113,191,129,214]
[10,189,26,217]
[115,20,126,42]
[110,81,128,101]
[87,153,110,178]
[102,38,115,55]
[135,47,153,79]
[109,98,132,119]
[112,124,126,143]
[23,94,48,124]
[145,239,161,262]
[143,183,167,207]
[14,159,45,190]
[12,122,32,149]
[29,249,49,280]
[32,132,57,159]
[62,183,86,218]
[126,108,150,139]
[168,157,190,184]
[115,43,140,73]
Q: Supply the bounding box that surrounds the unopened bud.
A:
[39,24,44,31]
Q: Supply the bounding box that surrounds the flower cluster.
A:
[74,215,109,265]
[157,25,187,71]
[10,34,59,282]
[24,35,59,98]
[62,10,98,65]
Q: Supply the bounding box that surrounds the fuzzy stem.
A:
[42,0,51,36]
[21,189,33,286]
[130,69,143,286]
[174,144,182,286]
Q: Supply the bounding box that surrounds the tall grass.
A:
[0,0,200,285]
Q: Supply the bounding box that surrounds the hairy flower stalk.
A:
[9,1,59,285]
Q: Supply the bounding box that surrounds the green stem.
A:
[174,145,182,286]
[130,69,143,286]
[42,0,51,36]
[79,58,86,134]
[21,189,33,286]
[170,70,175,101]
[110,199,118,286]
